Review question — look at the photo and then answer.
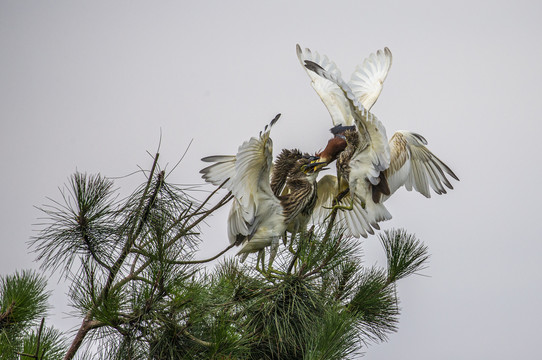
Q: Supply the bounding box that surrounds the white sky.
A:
[1,1,541,359]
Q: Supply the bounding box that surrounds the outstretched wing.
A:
[304,60,391,186]
[348,47,393,110]
[200,115,283,244]
[385,131,459,199]
[296,44,354,126]
[200,155,236,190]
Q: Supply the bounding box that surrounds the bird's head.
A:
[299,156,328,175]
[310,135,348,171]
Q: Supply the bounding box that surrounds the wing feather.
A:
[348,47,393,110]
[312,175,390,238]
[385,131,459,199]
[303,58,391,186]
[296,44,354,126]
[200,155,236,189]
[201,117,284,245]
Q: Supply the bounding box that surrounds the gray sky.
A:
[1,1,541,358]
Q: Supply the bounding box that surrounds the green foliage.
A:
[380,229,430,282]
[0,270,49,331]
[0,271,65,360]
[22,155,431,359]
[20,324,65,360]
[32,172,119,276]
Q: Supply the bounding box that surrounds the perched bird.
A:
[297,44,459,237]
[271,149,322,244]
[200,114,325,269]
[297,44,393,237]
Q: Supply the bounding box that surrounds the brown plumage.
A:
[279,157,319,224]
[270,148,304,197]
[316,136,347,164]
[318,128,390,204]
[271,150,321,236]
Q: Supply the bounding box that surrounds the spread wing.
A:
[304,59,391,185]
[348,47,392,110]
[296,44,354,126]
[385,131,459,199]
[200,155,236,190]
[200,115,283,244]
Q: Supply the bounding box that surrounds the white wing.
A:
[350,110,390,186]
[200,155,236,190]
[311,174,391,238]
[385,131,459,199]
[304,59,391,185]
[348,47,392,110]
[296,44,354,126]
[200,116,284,245]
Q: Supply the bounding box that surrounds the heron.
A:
[270,148,324,248]
[297,44,458,237]
[200,114,325,270]
[297,44,393,237]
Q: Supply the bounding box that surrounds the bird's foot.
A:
[288,244,296,254]
[256,265,285,279]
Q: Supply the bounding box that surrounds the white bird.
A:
[297,44,393,237]
[200,114,325,269]
[297,44,458,237]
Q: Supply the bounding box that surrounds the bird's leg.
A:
[255,249,266,274]
[288,229,298,254]
[265,239,286,277]
[324,187,365,221]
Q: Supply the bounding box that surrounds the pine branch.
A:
[380,229,430,283]
[64,156,164,360]
[155,243,236,265]
[182,329,213,347]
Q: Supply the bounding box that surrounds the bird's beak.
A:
[304,161,328,173]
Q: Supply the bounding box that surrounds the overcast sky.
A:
[1,1,541,359]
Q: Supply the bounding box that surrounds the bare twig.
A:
[183,329,213,347]
[179,179,228,230]
[15,319,44,359]
[165,191,233,249]
[322,189,349,245]
[171,243,236,265]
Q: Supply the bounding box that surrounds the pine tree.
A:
[2,151,430,359]
[0,270,66,359]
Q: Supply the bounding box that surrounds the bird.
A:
[297,44,393,238]
[270,148,323,246]
[200,114,325,270]
[297,44,459,237]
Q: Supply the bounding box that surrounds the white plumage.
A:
[298,45,458,237]
[200,115,284,266]
[384,131,459,200]
[297,44,392,237]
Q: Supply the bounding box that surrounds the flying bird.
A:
[297,44,459,237]
[297,44,393,237]
[200,114,325,270]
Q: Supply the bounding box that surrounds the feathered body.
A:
[298,44,459,237]
[200,116,323,266]
[297,44,393,237]
[271,149,320,235]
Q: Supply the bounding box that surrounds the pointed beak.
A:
[305,160,329,173]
